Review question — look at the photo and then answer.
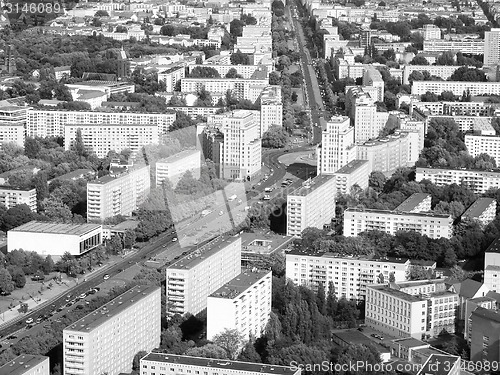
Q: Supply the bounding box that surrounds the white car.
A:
[103,274,110,280]
[172,237,178,242]
[25,318,33,324]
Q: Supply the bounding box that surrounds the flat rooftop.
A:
[395,193,431,212]
[10,221,101,236]
[416,166,500,175]
[0,185,35,192]
[392,337,428,348]
[334,159,368,175]
[0,355,48,375]
[241,232,294,255]
[345,207,450,219]
[361,131,408,147]
[462,197,496,218]
[141,353,298,375]
[289,175,335,197]
[168,236,241,270]
[370,285,423,302]
[210,269,271,299]
[332,329,388,352]
[89,164,148,185]
[286,249,409,264]
[158,149,200,164]
[53,168,95,181]
[65,285,160,332]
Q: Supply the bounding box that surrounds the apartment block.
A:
[412,81,500,96]
[353,101,389,143]
[343,208,453,239]
[166,236,242,316]
[356,131,410,174]
[259,85,282,136]
[484,28,500,66]
[0,355,49,375]
[286,250,410,300]
[423,39,484,54]
[0,186,36,211]
[483,240,500,293]
[465,133,500,167]
[187,64,268,79]
[0,105,29,149]
[366,280,459,339]
[181,77,268,103]
[465,293,500,342]
[362,66,384,102]
[395,193,432,213]
[333,159,369,195]
[411,100,496,117]
[27,109,176,138]
[470,307,500,363]
[158,65,185,93]
[461,198,497,227]
[200,125,224,178]
[286,175,336,237]
[401,64,462,85]
[140,353,301,375]
[63,285,161,375]
[415,167,500,194]
[207,269,272,341]
[422,24,441,40]
[156,149,201,187]
[64,124,159,158]
[316,116,356,175]
[86,164,150,222]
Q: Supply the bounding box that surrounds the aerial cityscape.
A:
[0,0,499,374]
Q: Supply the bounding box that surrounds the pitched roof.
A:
[459,278,484,299]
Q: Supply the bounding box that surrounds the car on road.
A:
[65,294,71,302]
[35,317,42,324]
[263,195,271,200]
[25,318,33,324]
[103,274,110,280]
[162,245,167,248]
[172,237,178,242]
[57,306,64,312]
[79,293,87,299]
[219,211,223,216]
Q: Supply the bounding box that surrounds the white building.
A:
[166,236,242,316]
[286,175,336,237]
[0,186,36,211]
[286,251,410,300]
[206,269,272,341]
[8,221,102,258]
[158,65,185,93]
[140,354,301,375]
[465,133,500,167]
[362,66,384,102]
[423,39,484,54]
[366,280,459,339]
[401,65,462,85]
[260,85,282,136]
[412,81,500,96]
[156,149,201,187]
[353,100,389,143]
[316,116,356,175]
[0,106,28,149]
[461,198,497,227]
[0,355,49,375]
[395,193,432,213]
[63,285,161,375]
[343,208,453,239]
[484,28,500,66]
[415,167,500,194]
[423,24,441,40]
[333,159,369,195]
[86,164,150,222]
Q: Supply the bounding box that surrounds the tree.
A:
[0,268,15,295]
[262,126,288,148]
[410,55,429,65]
[421,91,439,102]
[43,197,73,223]
[195,87,213,107]
[450,67,487,82]
[368,171,387,192]
[225,68,243,79]
[8,267,25,288]
[238,342,261,362]
[132,351,147,371]
[185,344,229,359]
[123,230,136,249]
[230,50,250,65]
[2,204,35,232]
[189,66,220,79]
[436,51,455,65]
[291,91,298,102]
[407,265,435,280]
[212,328,245,360]
[439,91,456,101]
[24,137,41,159]
[94,10,109,17]
[72,128,87,157]
[168,94,186,106]
[170,111,196,131]
[229,19,245,37]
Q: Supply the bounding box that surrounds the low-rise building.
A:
[0,355,49,375]
[0,186,36,211]
[395,193,432,213]
[415,167,500,194]
[333,159,369,195]
[207,269,272,341]
[156,149,201,187]
[7,221,103,258]
[343,208,453,239]
[286,175,336,237]
[461,198,497,227]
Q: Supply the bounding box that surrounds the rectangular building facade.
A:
[166,236,242,316]
[465,134,500,167]
[415,167,500,194]
[412,81,500,96]
[333,159,369,195]
[0,186,36,211]
[470,307,500,364]
[461,198,497,227]
[63,285,161,375]
[156,149,201,187]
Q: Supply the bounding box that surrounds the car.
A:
[57,306,64,312]
[35,317,42,324]
[87,289,96,295]
[94,287,100,291]
[172,238,178,242]
[219,211,224,216]
[162,245,167,248]
[25,318,33,324]
[65,294,71,302]
[238,199,242,203]
[76,304,84,310]
[103,274,110,280]
[379,336,384,340]
[79,293,87,299]
[371,334,377,338]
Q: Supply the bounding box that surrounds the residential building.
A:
[333,159,369,195]
[0,106,29,149]
[461,198,497,227]
[465,133,500,167]
[470,307,500,363]
[285,250,410,300]
[27,109,175,138]
[412,81,500,96]
[332,329,391,362]
[415,167,500,194]
[158,65,185,93]
[259,85,282,136]
[165,236,242,316]
[0,186,36,211]
[156,149,201,187]
[187,64,269,80]
[206,269,272,341]
[316,116,356,175]
[401,64,462,85]
[450,278,490,320]
[63,285,161,375]
[353,99,389,143]
[166,105,223,119]
[54,66,71,81]
[64,124,159,158]
[140,353,301,375]
[465,292,500,341]
[200,125,224,178]
[395,193,432,213]
[286,175,336,237]
[423,24,441,40]
[362,66,384,102]
[483,239,500,293]
[7,221,102,258]
[343,208,453,239]
[356,131,411,174]
[366,280,459,339]
[485,28,500,66]
[417,354,461,375]
[423,39,484,54]
[86,164,150,222]
[0,355,49,375]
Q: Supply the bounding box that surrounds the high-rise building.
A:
[286,250,410,300]
[465,133,500,167]
[158,65,185,93]
[286,175,336,237]
[207,269,272,341]
[200,125,224,178]
[166,236,242,316]
[470,307,500,363]
[353,101,389,143]
[181,77,269,103]
[63,285,161,375]
[484,29,500,66]
[86,164,150,222]
[412,81,500,96]
[156,149,201,187]
[483,239,500,293]
[3,44,16,74]
[0,186,36,211]
[259,85,283,136]
[0,355,49,375]
[362,67,384,102]
[333,159,369,195]
[316,116,356,175]
[0,105,29,149]
[422,24,441,40]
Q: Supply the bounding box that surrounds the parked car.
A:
[25,318,33,324]
[79,293,87,299]
[103,274,110,280]
[172,238,178,242]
